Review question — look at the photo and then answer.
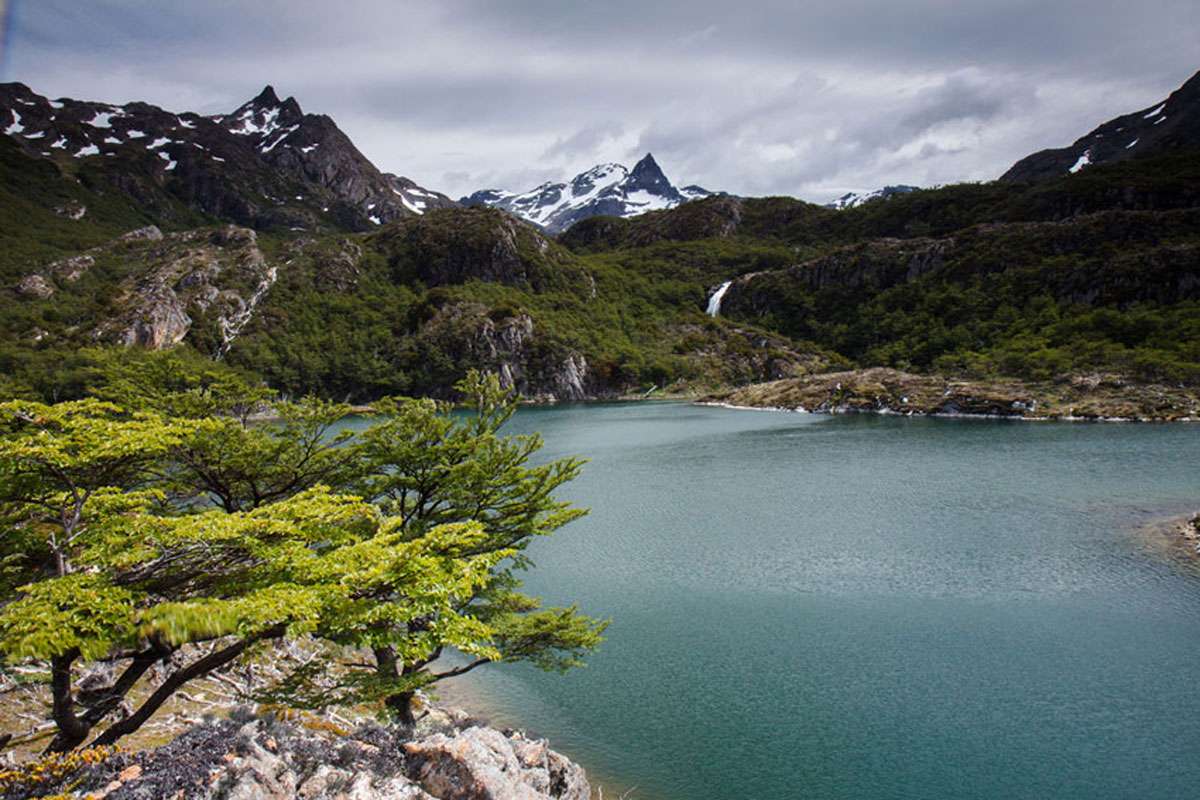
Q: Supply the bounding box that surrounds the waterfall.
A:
[706,280,733,316]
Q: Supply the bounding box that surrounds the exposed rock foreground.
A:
[22,708,588,800]
[703,368,1200,421]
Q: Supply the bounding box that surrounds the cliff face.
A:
[411,303,596,402]
[30,708,590,800]
[88,226,277,353]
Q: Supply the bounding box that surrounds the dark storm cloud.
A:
[4,0,1198,201]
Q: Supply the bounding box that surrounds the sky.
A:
[1,0,1197,203]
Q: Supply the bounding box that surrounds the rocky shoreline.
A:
[1,706,589,800]
[1179,513,1200,557]
[700,368,1200,422]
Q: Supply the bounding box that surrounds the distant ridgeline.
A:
[1,71,1198,402]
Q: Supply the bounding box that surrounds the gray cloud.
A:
[4,0,1198,202]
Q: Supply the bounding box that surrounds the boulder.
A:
[404,726,589,800]
[49,254,95,283]
[15,273,54,299]
[119,225,165,242]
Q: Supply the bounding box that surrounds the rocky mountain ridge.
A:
[0,83,455,232]
[461,153,712,234]
[1001,69,1200,182]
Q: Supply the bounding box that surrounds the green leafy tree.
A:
[0,369,605,749]
[0,399,200,579]
[165,398,361,513]
[82,346,272,422]
[84,348,363,513]
[0,485,506,752]
[341,371,607,722]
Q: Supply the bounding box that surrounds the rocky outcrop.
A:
[48,254,95,283]
[404,725,589,800]
[1180,513,1200,556]
[14,273,54,299]
[415,303,595,402]
[119,225,165,242]
[53,201,86,220]
[704,368,1200,421]
[94,225,277,352]
[40,708,588,800]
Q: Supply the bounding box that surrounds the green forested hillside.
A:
[2,132,1198,402]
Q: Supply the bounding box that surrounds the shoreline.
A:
[1136,511,1200,562]
[699,368,1200,423]
[696,399,1198,423]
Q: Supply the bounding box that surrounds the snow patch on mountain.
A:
[462,154,712,233]
[826,185,919,210]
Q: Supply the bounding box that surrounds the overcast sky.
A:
[3,1,1198,202]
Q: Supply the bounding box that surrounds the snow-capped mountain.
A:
[0,83,455,231]
[826,185,919,210]
[1001,69,1200,182]
[462,154,712,234]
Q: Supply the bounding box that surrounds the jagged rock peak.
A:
[252,85,281,106]
[629,153,670,188]
[230,85,303,129]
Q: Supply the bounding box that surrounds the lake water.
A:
[431,402,1200,800]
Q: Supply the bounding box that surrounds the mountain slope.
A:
[1001,70,1200,182]
[461,154,711,234]
[0,83,455,232]
[826,185,919,209]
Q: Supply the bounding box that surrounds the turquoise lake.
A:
[430,402,1200,800]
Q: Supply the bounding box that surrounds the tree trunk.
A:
[386,690,417,726]
[372,646,417,726]
[46,652,90,753]
[91,625,283,748]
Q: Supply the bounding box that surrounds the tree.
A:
[0,399,200,580]
[85,347,362,513]
[0,369,605,749]
[339,371,607,722]
[164,398,361,513]
[0,485,505,752]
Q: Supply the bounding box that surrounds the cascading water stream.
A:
[706,280,733,316]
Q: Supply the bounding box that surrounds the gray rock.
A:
[15,273,54,299]
[94,225,275,352]
[70,711,586,800]
[119,225,164,242]
[404,726,589,800]
[49,254,95,283]
[54,201,87,220]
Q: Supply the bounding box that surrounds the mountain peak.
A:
[630,152,663,178]
[626,152,678,200]
[463,154,711,233]
[252,85,281,106]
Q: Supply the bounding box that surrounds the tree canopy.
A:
[0,355,605,753]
